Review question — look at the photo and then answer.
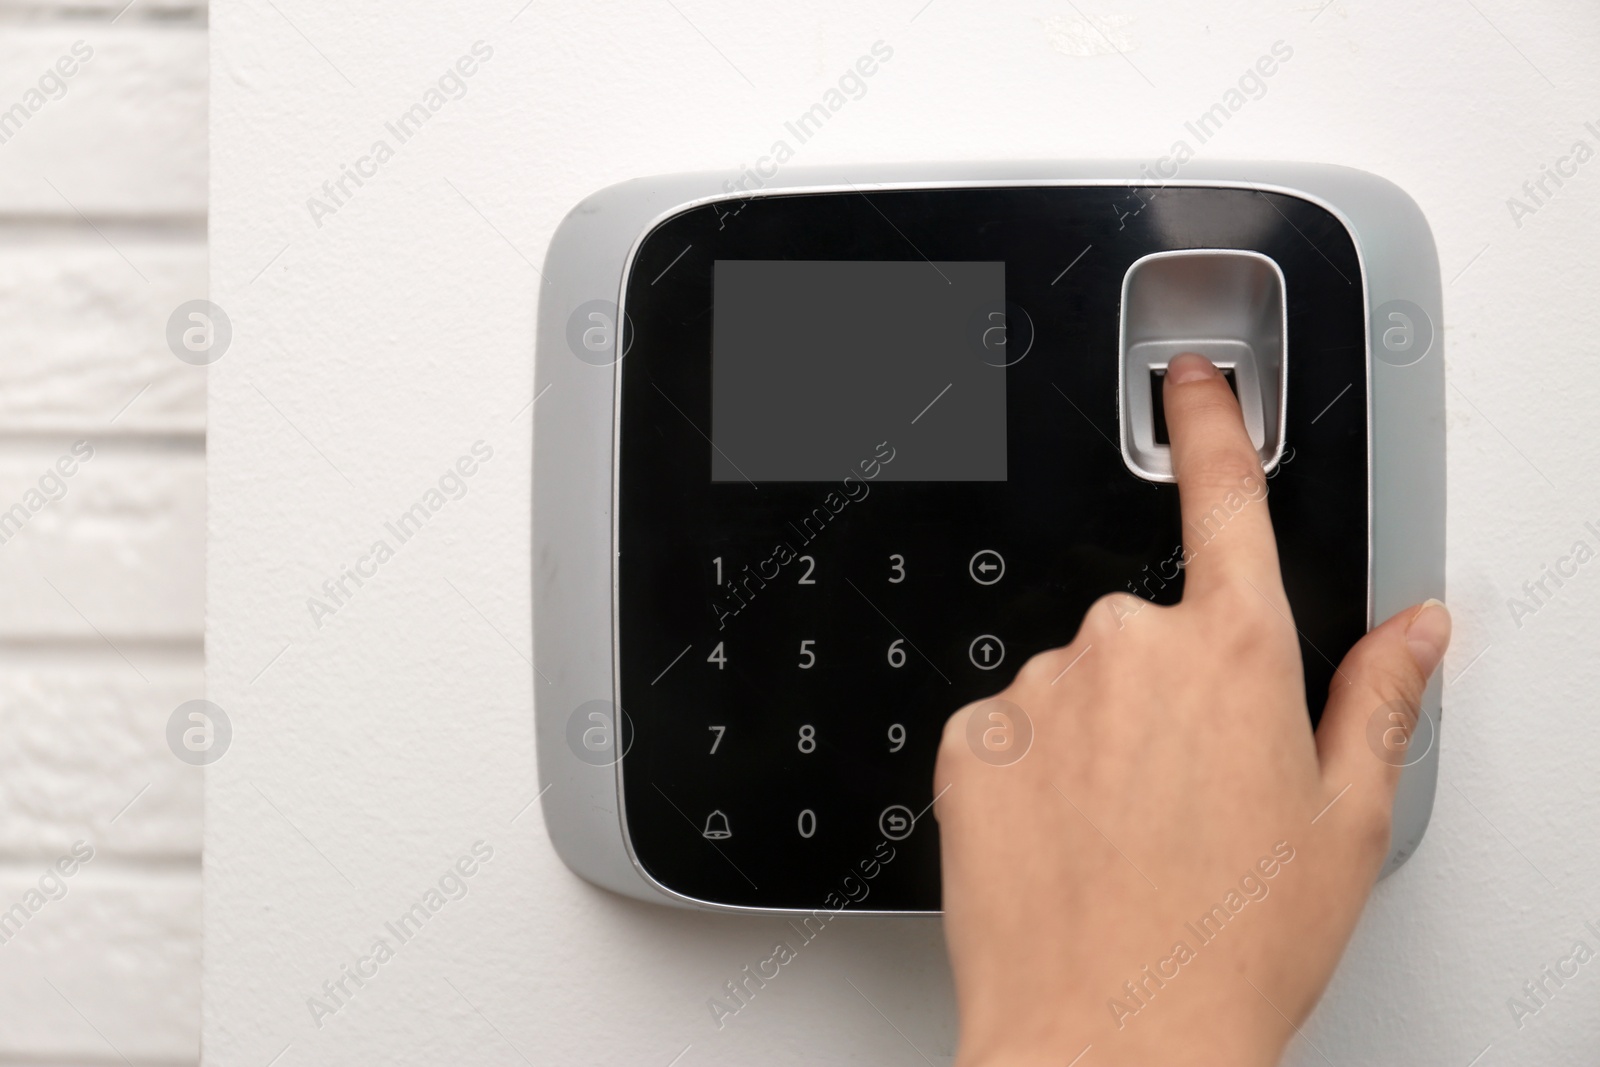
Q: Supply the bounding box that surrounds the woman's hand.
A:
[935,352,1450,1067]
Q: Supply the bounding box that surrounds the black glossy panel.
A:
[617,186,1367,910]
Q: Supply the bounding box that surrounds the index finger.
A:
[1161,352,1284,601]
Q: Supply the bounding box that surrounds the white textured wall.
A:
[0,1,205,1063]
[208,2,1600,1065]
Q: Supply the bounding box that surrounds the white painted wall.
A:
[208,2,1600,1064]
[0,1,205,1063]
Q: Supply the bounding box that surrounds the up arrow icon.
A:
[968,634,1005,670]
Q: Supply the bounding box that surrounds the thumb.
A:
[1315,600,1451,807]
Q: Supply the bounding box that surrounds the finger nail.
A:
[1405,598,1451,678]
[1166,352,1216,385]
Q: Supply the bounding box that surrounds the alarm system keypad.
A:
[639,527,1061,912]
[616,186,1370,910]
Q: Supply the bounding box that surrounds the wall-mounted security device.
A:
[534,162,1444,914]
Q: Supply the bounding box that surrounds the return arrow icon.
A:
[968,549,1005,585]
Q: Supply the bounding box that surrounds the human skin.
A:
[935,352,1450,1067]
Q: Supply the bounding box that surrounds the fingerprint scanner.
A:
[1118,250,1287,482]
[1150,366,1238,446]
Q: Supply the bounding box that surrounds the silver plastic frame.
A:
[534,162,1445,913]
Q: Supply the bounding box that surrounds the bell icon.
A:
[702,809,732,840]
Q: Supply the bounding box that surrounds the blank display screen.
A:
[710,260,1007,482]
